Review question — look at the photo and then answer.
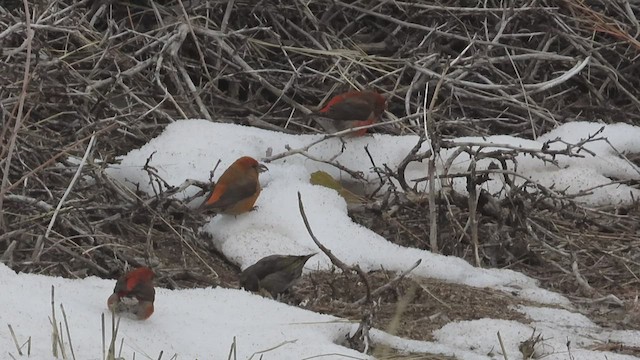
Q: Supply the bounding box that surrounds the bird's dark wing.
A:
[240,255,284,291]
[112,277,129,296]
[241,255,287,280]
[320,97,373,121]
[260,272,295,295]
[202,176,257,210]
[130,281,155,302]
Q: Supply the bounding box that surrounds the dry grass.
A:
[1,0,640,357]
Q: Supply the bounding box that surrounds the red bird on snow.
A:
[107,267,156,320]
[199,156,268,215]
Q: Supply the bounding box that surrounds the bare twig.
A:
[354,259,422,305]
[44,135,96,240]
[0,0,33,230]
[297,191,371,303]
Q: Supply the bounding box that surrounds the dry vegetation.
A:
[1,0,640,357]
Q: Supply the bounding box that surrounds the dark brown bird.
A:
[240,254,316,297]
[199,156,268,215]
[307,91,387,137]
[107,267,156,320]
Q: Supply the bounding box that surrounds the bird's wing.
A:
[246,255,311,279]
[202,176,257,210]
[241,255,286,280]
[112,277,129,296]
[320,97,374,121]
[130,281,155,302]
[260,272,294,295]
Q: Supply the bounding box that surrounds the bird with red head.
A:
[307,91,387,137]
[199,156,268,215]
[107,267,156,320]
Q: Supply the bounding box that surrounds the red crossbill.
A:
[199,156,268,215]
[107,267,155,320]
[308,91,387,137]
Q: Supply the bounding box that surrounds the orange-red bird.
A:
[107,267,155,320]
[199,156,268,215]
[308,91,387,137]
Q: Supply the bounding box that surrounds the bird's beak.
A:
[257,164,268,173]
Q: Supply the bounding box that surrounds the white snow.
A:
[3,120,640,359]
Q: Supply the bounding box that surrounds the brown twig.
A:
[354,259,422,305]
[0,0,33,231]
[297,191,371,303]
